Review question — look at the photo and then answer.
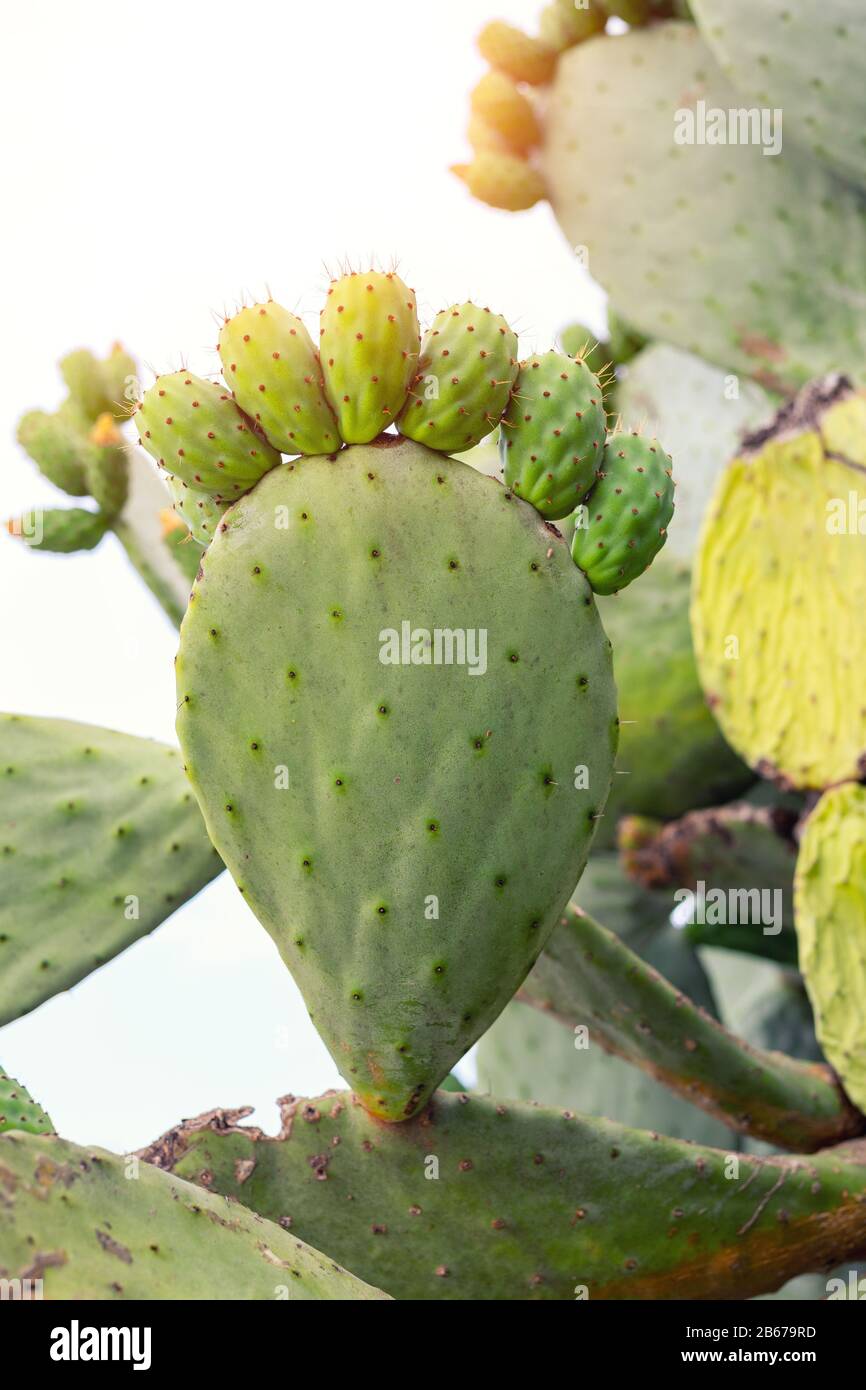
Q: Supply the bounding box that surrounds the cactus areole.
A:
[176,438,618,1121]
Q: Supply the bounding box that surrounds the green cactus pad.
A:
[542,23,866,392]
[397,303,518,452]
[0,1068,54,1136]
[500,351,606,519]
[218,302,341,456]
[691,377,866,789]
[176,437,617,1122]
[591,557,753,848]
[147,1088,866,1301]
[0,714,223,1026]
[572,432,674,594]
[616,342,775,560]
[795,782,866,1114]
[320,270,420,443]
[691,0,866,187]
[16,409,90,496]
[525,902,862,1150]
[165,473,230,547]
[136,371,281,497]
[0,1131,387,1300]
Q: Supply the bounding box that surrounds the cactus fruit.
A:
[0,1068,54,1136]
[469,72,541,155]
[136,372,281,497]
[795,782,866,1114]
[539,0,606,52]
[397,303,518,452]
[691,376,866,790]
[319,271,419,444]
[616,342,775,561]
[218,302,340,456]
[176,437,617,1122]
[59,343,137,423]
[0,1131,387,1300]
[591,557,753,847]
[500,351,606,519]
[477,20,557,85]
[0,713,222,1026]
[148,1087,866,1302]
[540,23,866,392]
[5,507,109,553]
[165,473,230,548]
[690,0,866,187]
[571,432,674,594]
[452,153,546,211]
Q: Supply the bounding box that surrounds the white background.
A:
[0,0,602,1152]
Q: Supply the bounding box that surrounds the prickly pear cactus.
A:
[690,0,866,187]
[136,372,281,496]
[477,19,557,84]
[59,343,137,422]
[0,1068,54,1136]
[572,432,674,594]
[691,377,866,789]
[397,303,518,452]
[500,351,607,518]
[795,782,866,1114]
[319,271,420,443]
[176,437,617,1122]
[219,302,341,456]
[469,72,541,154]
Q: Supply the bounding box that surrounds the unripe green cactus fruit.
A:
[319,271,420,443]
[397,303,518,452]
[137,371,280,497]
[165,473,230,547]
[572,432,674,594]
[0,1067,54,1135]
[795,782,866,1114]
[218,302,341,456]
[500,351,606,519]
[176,437,617,1122]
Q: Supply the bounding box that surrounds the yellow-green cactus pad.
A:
[795,782,866,1114]
[691,377,866,789]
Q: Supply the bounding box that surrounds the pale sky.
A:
[0,0,604,1151]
